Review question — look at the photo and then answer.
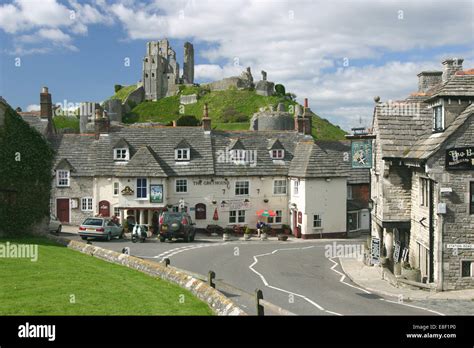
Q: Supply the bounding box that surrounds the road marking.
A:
[327,257,372,294]
[153,242,230,260]
[380,298,445,316]
[329,257,445,316]
[248,246,342,316]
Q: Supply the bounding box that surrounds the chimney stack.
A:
[302,99,312,136]
[202,103,211,132]
[94,106,109,139]
[417,71,442,92]
[442,58,464,82]
[40,86,55,136]
[40,87,52,119]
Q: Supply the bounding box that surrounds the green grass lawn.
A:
[53,116,80,132]
[0,238,213,316]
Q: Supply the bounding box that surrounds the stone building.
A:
[41,100,368,238]
[370,58,474,290]
[142,39,194,101]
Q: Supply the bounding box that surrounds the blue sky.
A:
[0,0,473,130]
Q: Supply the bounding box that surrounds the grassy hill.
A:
[110,85,346,140]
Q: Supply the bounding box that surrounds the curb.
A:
[338,257,420,301]
[47,235,247,316]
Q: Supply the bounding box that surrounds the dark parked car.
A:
[159,212,196,242]
[79,217,124,241]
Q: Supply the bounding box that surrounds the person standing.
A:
[256,220,264,238]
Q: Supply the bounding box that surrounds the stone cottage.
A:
[370,58,474,290]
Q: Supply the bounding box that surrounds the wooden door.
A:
[99,200,110,217]
[56,199,69,223]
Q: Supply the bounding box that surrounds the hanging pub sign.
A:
[121,186,134,195]
[445,147,474,170]
[150,184,163,203]
[351,140,372,168]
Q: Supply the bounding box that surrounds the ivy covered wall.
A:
[0,104,54,236]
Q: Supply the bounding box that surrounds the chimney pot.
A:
[304,98,308,108]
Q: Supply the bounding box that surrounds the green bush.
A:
[114,84,123,93]
[0,107,54,235]
[176,115,200,127]
[275,84,286,96]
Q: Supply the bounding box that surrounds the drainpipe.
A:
[437,212,444,291]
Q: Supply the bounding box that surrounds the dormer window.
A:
[271,149,284,159]
[114,148,129,161]
[57,170,70,187]
[175,148,190,161]
[433,105,444,132]
[231,149,247,161]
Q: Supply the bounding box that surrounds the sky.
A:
[0,0,473,131]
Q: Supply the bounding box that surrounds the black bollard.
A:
[163,258,170,267]
[255,289,264,316]
[208,270,216,288]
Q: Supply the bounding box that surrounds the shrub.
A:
[176,115,200,126]
[221,107,248,123]
[114,84,123,93]
[275,84,286,96]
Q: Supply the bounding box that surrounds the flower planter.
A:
[278,234,288,241]
[401,267,421,282]
[223,233,231,241]
[260,233,268,240]
[244,233,251,240]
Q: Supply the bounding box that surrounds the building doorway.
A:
[56,198,70,223]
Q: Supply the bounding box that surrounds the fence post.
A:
[163,258,170,267]
[208,270,216,288]
[255,288,264,316]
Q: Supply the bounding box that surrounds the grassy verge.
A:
[53,116,80,132]
[0,238,213,315]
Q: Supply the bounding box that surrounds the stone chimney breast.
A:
[442,58,464,82]
[417,71,442,92]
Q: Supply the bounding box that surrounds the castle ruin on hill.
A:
[142,39,195,101]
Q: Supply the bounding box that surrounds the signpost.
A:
[351,140,373,169]
[371,238,381,265]
[445,147,474,170]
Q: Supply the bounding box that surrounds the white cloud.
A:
[0,0,112,54]
[26,104,40,112]
[109,0,473,130]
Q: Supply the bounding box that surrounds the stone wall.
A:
[382,164,412,221]
[444,99,471,128]
[51,176,94,225]
[426,114,474,290]
[48,236,246,316]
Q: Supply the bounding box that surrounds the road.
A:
[67,233,444,316]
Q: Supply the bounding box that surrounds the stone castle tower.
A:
[142,39,194,101]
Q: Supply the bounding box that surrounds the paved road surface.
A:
[66,233,443,315]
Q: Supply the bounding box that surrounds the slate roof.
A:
[375,66,474,160]
[289,140,370,183]
[426,74,474,100]
[50,134,97,176]
[374,100,433,158]
[403,104,474,160]
[19,114,49,136]
[50,126,369,182]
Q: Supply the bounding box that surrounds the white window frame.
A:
[273,180,287,195]
[113,182,119,196]
[113,207,120,219]
[313,214,322,228]
[293,180,299,195]
[57,170,70,187]
[175,148,190,161]
[433,104,444,132]
[348,211,360,231]
[175,179,188,193]
[229,210,246,224]
[235,181,250,196]
[136,178,148,199]
[270,149,284,159]
[420,177,429,207]
[231,149,247,162]
[81,197,93,211]
[114,148,129,161]
[268,210,282,224]
[347,185,353,200]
